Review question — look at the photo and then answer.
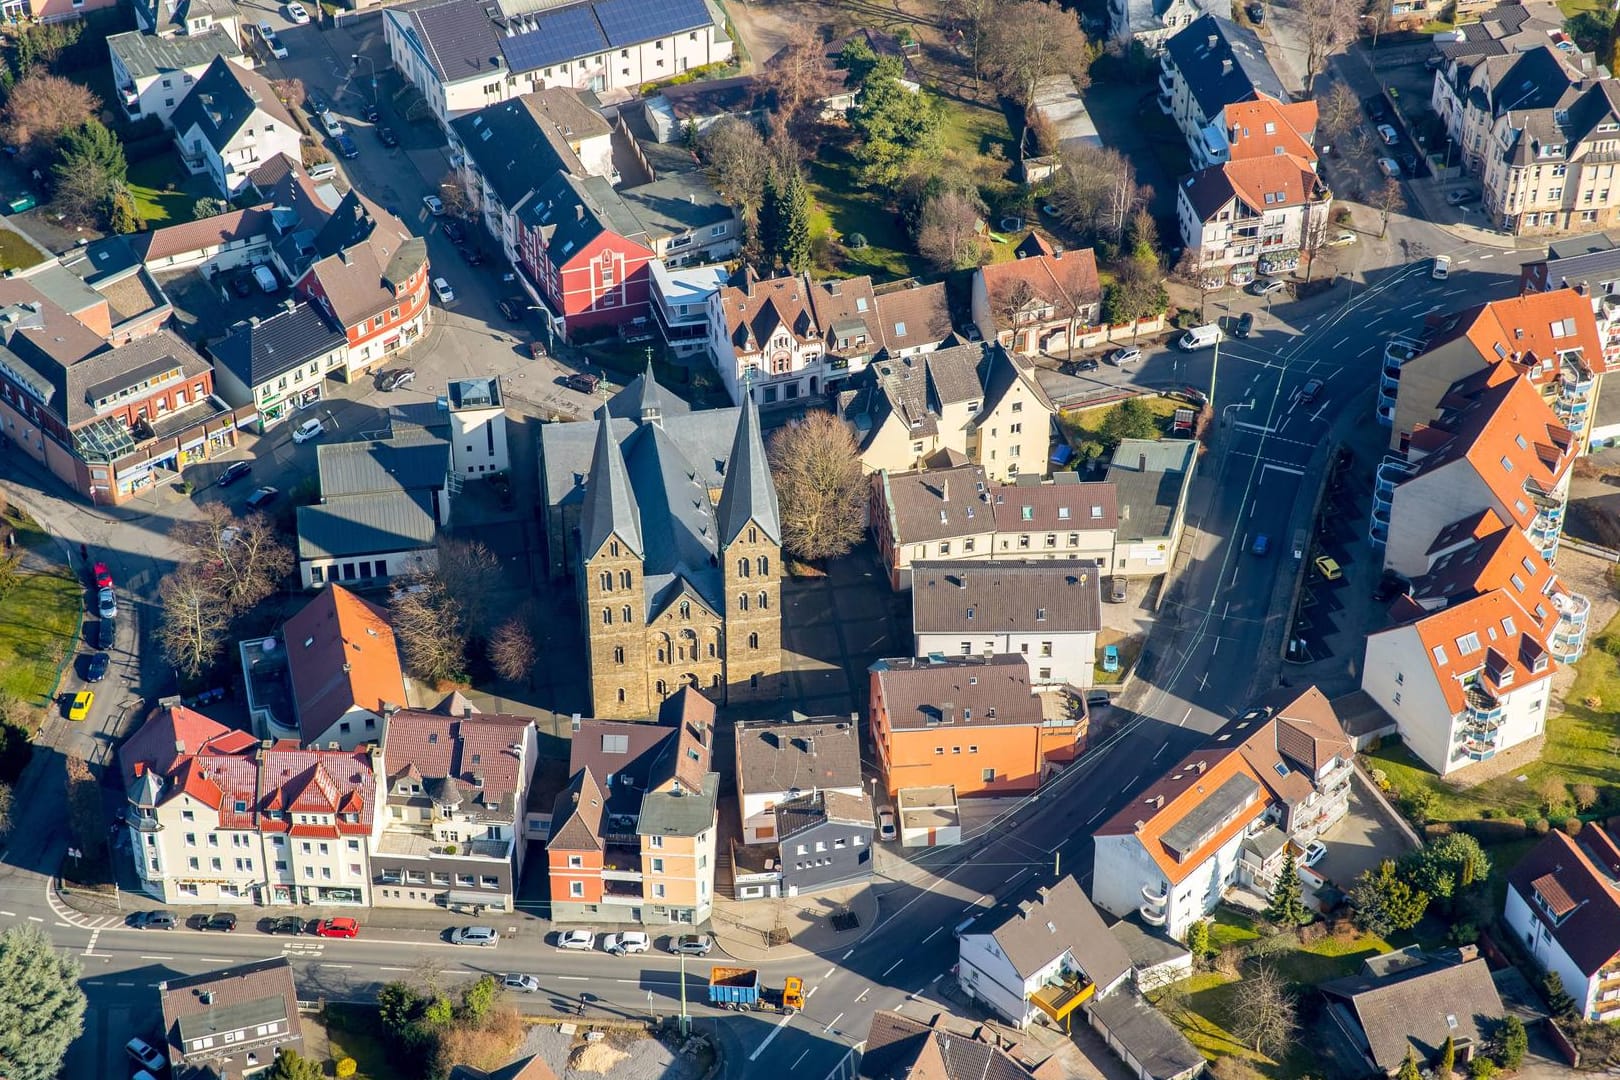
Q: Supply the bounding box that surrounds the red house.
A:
[516,172,655,342]
[296,192,432,381]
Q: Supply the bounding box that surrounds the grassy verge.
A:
[0,510,82,707]
[1060,395,1185,440]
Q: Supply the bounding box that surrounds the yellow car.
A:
[1314,555,1343,581]
[67,690,94,721]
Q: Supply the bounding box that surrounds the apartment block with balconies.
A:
[170,57,301,199]
[1505,824,1620,1021]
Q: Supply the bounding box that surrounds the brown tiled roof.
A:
[979,249,1100,323]
[1324,960,1504,1074]
[878,464,994,544]
[736,715,862,796]
[1508,826,1620,975]
[980,876,1132,987]
[1530,872,1578,916]
[160,957,303,1080]
[871,654,1042,730]
[304,195,428,328]
[911,559,1102,634]
[862,1012,1037,1080]
[382,708,533,823]
[139,206,274,263]
[1397,589,1554,714]
[989,480,1117,532]
[874,282,954,353]
[546,768,607,850]
[283,584,407,743]
[1094,746,1266,886]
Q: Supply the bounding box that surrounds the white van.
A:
[252,265,278,293]
[1178,324,1222,351]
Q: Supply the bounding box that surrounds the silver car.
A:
[97,587,117,620]
[450,925,498,947]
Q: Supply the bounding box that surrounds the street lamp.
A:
[351,54,378,102]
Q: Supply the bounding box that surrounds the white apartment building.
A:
[1178,154,1331,284]
[445,376,510,476]
[1504,825,1620,1023]
[734,716,862,846]
[1158,16,1290,164]
[171,57,302,199]
[910,560,1102,688]
[118,705,384,906]
[386,0,733,126]
[1480,78,1620,236]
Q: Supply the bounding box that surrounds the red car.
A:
[93,562,113,589]
[313,917,359,939]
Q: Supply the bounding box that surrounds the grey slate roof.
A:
[519,171,650,262]
[618,172,735,240]
[1087,991,1205,1080]
[450,95,582,211]
[609,360,692,422]
[1321,959,1505,1073]
[1165,15,1286,121]
[108,26,241,81]
[638,772,719,838]
[579,404,644,559]
[870,655,1043,730]
[911,559,1102,634]
[1105,439,1196,541]
[393,0,503,86]
[715,394,781,546]
[541,410,738,517]
[317,433,450,498]
[974,875,1132,989]
[170,56,294,156]
[623,420,725,612]
[775,788,874,840]
[736,715,862,796]
[209,302,345,389]
[296,490,437,560]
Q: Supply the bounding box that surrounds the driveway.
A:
[1313,777,1417,892]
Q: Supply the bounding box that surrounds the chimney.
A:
[575,204,584,222]
[571,712,582,732]
[942,478,950,502]
[1139,453,1147,471]
[1222,58,1233,75]
[175,739,186,754]
[1207,33,1218,48]
[571,789,580,804]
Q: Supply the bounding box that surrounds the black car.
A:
[378,368,416,392]
[458,244,484,266]
[1363,95,1391,122]
[1245,2,1264,21]
[363,104,381,123]
[441,219,466,245]
[84,652,109,682]
[377,126,399,147]
[1076,358,1099,372]
[498,297,526,322]
[96,619,115,651]
[216,460,252,487]
[245,486,279,511]
[263,915,306,935]
[230,274,255,298]
[1299,377,1325,404]
[205,912,238,932]
[1235,311,1255,338]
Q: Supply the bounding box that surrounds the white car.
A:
[255,22,288,59]
[1377,123,1398,145]
[1108,346,1142,366]
[126,1038,166,1073]
[317,110,344,138]
[877,806,897,841]
[432,277,455,303]
[501,973,540,992]
[1328,230,1357,246]
[1248,277,1286,297]
[291,417,324,444]
[556,930,596,951]
[422,195,445,216]
[285,1,310,22]
[450,925,498,947]
[1301,840,1328,868]
[604,931,650,955]
[1432,255,1451,280]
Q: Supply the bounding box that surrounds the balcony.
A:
[1464,685,1504,726]
[1030,972,1095,1025]
[1139,903,1167,926]
[601,880,644,904]
[1550,591,1590,662]
[1597,996,1620,1018]
[1158,69,1175,96]
[1375,457,1416,502]
[1157,91,1173,115]
[1142,882,1168,904]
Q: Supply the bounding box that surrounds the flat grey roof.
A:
[1161,771,1259,859]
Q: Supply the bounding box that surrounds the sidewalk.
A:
[708,882,877,964]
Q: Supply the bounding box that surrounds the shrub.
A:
[1573,782,1599,811]
[336,1060,357,1079]
[1532,818,1551,835]
[1469,1058,1497,1080]
[1370,768,1389,791]
[846,232,868,249]
[1564,817,1584,837]
[1480,808,1495,819]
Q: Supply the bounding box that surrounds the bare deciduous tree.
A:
[700,116,770,253]
[983,0,1094,108]
[157,563,232,678]
[759,27,837,151]
[1316,81,1361,146]
[1174,249,1224,322]
[1370,177,1403,237]
[435,537,503,639]
[916,188,988,271]
[767,411,867,562]
[1050,143,1141,244]
[171,503,292,611]
[1297,0,1358,95]
[438,172,478,219]
[390,573,467,684]
[1230,961,1297,1056]
[0,72,99,161]
[944,0,1001,92]
[487,615,536,684]
[270,78,307,113]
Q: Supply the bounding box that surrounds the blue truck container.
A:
[709,967,760,1009]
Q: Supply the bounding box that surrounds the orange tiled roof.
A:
[1094,749,1267,885]
[979,249,1101,318]
[1225,93,1318,164]
[1458,288,1609,380]
[1413,509,1567,637]
[1220,154,1322,212]
[283,584,406,743]
[1405,589,1555,714]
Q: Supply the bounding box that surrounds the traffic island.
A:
[709,881,878,962]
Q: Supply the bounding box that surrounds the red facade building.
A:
[515,172,655,342]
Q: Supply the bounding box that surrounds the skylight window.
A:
[1432,644,1449,665]
[1273,761,1290,778]
[1456,632,1481,654]
[1502,617,1516,636]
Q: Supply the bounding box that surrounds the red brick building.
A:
[515,172,655,342]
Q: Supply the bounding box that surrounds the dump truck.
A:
[708,967,804,1013]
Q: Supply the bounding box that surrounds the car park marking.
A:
[139,955,173,961]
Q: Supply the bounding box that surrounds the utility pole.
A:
[679,953,689,1037]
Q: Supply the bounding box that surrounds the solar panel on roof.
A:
[500,3,606,71]
[593,0,709,47]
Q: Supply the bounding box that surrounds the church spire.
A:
[716,394,781,547]
[580,405,642,558]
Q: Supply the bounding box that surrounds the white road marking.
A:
[748,1003,800,1060]
[793,1050,812,1069]
[921,927,942,944]
[1087,806,1107,824]
[1479,253,1494,259]
[139,955,173,961]
[1154,743,1167,760]
[825,1013,844,1033]
[557,975,587,981]
[1260,462,1306,477]
[82,929,101,956]
[856,988,871,1003]
[26,916,41,922]
[379,966,410,972]
[1235,420,1277,434]
[200,957,234,963]
[1179,708,1192,726]
[319,963,353,969]
[0,910,14,917]
[1123,774,1139,789]
[883,959,904,977]
[842,949,855,960]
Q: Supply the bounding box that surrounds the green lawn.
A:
[1060,395,1186,440]
[0,228,46,272]
[1557,0,1607,19]
[805,151,918,280]
[0,513,82,707]
[322,1005,391,1080]
[127,153,204,226]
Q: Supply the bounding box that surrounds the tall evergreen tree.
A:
[0,925,86,1080]
[1438,1035,1456,1077]
[759,166,811,274]
[1396,1049,1422,1080]
[1265,850,1310,927]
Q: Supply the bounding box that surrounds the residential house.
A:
[209,301,349,433]
[54,235,175,345]
[1378,364,1576,573]
[1365,582,1556,775]
[108,31,246,128]
[765,789,876,897]
[910,560,1104,687]
[617,169,740,269]
[1381,289,1606,455]
[373,701,538,913]
[1505,824,1620,1022]
[448,1053,558,1080]
[1432,43,1591,181]
[1107,439,1199,577]
[172,57,301,199]
[650,261,729,357]
[868,655,1084,799]
[1521,233,1620,422]
[384,0,732,126]
[956,875,1133,1029]
[281,584,408,750]
[838,343,1057,481]
[545,688,719,925]
[869,464,1122,589]
[0,301,246,505]
[861,1011,1048,1080]
[1109,0,1218,54]
[1091,685,1354,939]
[159,957,303,1080]
[138,205,278,276]
[710,270,872,406]
[1321,957,1505,1075]
[971,244,1103,358]
[294,193,433,379]
[875,281,955,358]
[1158,16,1291,166]
[296,428,452,589]
[1178,153,1331,286]
[1479,75,1620,236]
[441,376,510,477]
[118,703,384,906]
[733,713,863,845]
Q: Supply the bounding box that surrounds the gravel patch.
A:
[522,1023,709,1080]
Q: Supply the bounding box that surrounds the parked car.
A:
[604,931,650,955]
[230,273,255,298]
[556,930,595,951]
[1298,378,1324,404]
[285,1,310,20]
[84,651,109,682]
[216,460,252,487]
[1101,645,1121,674]
[264,915,307,935]
[1425,52,1445,70]
[1363,95,1390,122]
[441,219,466,244]
[1234,311,1254,338]
[313,917,360,938]
[502,974,540,992]
[1376,123,1398,145]
[670,933,713,956]
[67,689,94,720]
[335,134,359,160]
[378,368,415,392]
[1251,533,1270,556]
[291,417,325,444]
[457,244,484,266]
[1314,555,1343,581]
[1248,277,1286,297]
[1245,1,1264,20]
[877,806,897,841]
[128,910,176,930]
[317,110,344,138]
[1432,255,1451,280]
[498,297,526,322]
[562,372,599,394]
[1301,840,1328,867]
[451,925,498,947]
[1072,357,1099,373]
[97,587,117,619]
[1108,576,1127,603]
[1108,346,1141,366]
[431,277,455,303]
[377,126,399,147]
[1372,571,1409,602]
[422,195,444,215]
[92,561,113,589]
[362,103,381,123]
[96,618,115,650]
[1377,157,1402,178]
[1445,188,1475,205]
[1328,230,1357,246]
[255,22,288,58]
[245,486,278,511]
[205,912,238,932]
[126,1038,167,1073]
